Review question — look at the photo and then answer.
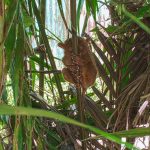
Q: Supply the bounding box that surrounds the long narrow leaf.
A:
[122,5,150,35]
[0,104,138,150]
[4,0,19,42]
[77,0,85,33]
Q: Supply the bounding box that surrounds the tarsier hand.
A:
[58,37,97,93]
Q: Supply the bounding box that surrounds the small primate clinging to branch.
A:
[58,37,97,94]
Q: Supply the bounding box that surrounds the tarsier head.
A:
[58,37,90,54]
[58,39,72,52]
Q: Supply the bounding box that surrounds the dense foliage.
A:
[0,0,150,149]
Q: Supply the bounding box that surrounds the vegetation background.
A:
[0,0,150,149]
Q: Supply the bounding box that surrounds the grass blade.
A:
[0,104,139,150]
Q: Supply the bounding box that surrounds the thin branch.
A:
[25,70,61,74]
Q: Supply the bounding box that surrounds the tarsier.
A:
[58,37,97,94]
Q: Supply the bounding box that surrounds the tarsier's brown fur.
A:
[58,37,97,93]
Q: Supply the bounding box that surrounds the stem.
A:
[0,0,4,98]
[70,0,86,149]
[39,0,46,97]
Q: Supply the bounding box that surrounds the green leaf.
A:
[13,117,23,150]
[85,127,150,140]
[11,20,24,103]
[0,140,3,150]
[30,56,52,70]
[77,0,85,33]
[25,117,33,150]
[121,5,150,35]
[5,23,17,71]
[105,25,119,33]
[114,127,150,138]
[57,97,77,109]
[86,0,98,21]
[0,104,138,150]
[29,59,36,89]
[22,11,34,28]
[136,5,150,18]
[45,28,62,42]
[51,73,65,84]
[4,0,19,42]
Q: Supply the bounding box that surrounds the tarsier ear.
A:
[58,42,65,49]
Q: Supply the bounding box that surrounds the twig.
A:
[25,70,61,74]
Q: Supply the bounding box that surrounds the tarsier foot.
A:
[62,68,82,88]
[62,68,76,85]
